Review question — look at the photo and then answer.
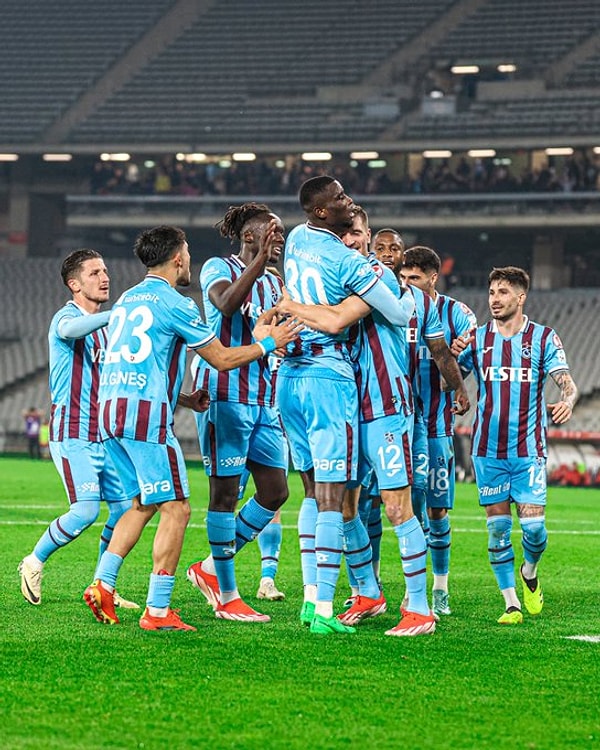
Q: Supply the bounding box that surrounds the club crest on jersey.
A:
[437,456,446,467]
[384,431,395,444]
[521,344,532,359]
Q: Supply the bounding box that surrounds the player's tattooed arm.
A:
[548,370,578,424]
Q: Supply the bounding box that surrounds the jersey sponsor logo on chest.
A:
[480,365,533,382]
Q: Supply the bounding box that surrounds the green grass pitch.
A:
[1,455,599,749]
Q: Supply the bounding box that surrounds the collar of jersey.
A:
[305,222,345,241]
[491,315,529,335]
[144,274,171,286]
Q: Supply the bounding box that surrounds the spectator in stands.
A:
[22,406,43,459]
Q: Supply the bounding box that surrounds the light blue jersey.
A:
[195,255,283,406]
[98,275,215,444]
[280,223,382,378]
[48,301,106,442]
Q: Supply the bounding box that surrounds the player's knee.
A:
[486,514,512,545]
[70,501,100,529]
[520,519,547,550]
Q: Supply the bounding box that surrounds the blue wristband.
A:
[260,336,277,355]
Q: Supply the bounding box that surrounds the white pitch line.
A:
[562,635,600,643]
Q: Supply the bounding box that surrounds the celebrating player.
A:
[83,225,300,631]
[401,246,476,616]
[19,250,138,611]
[457,266,577,624]
[186,203,290,621]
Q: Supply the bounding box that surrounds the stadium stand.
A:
[426,0,600,76]
[65,0,455,146]
[0,1,599,460]
[0,0,176,144]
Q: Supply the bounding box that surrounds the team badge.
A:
[384,431,395,444]
[521,344,532,359]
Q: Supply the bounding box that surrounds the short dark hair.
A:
[216,202,272,241]
[373,227,404,249]
[60,248,102,287]
[134,225,187,268]
[402,245,441,273]
[488,266,530,292]
[299,175,335,212]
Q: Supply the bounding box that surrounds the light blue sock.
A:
[235,496,275,553]
[429,515,451,576]
[207,510,237,593]
[520,516,547,566]
[315,510,343,603]
[486,515,515,591]
[298,497,318,587]
[146,572,175,609]
[367,504,383,579]
[394,515,429,615]
[97,499,130,567]
[34,501,99,563]
[95,551,124,589]
[345,494,373,590]
[258,522,282,580]
[343,516,379,599]
[412,487,429,542]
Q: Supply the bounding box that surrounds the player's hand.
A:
[451,385,470,415]
[450,332,473,357]
[257,218,284,266]
[254,308,303,348]
[275,287,295,316]
[178,389,210,413]
[547,401,572,425]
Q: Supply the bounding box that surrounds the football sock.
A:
[34,501,100,562]
[367,504,383,581]
[304,583,317,604]
[97,499,130,565]
[235,496,275,553]
[486,514,515,591]
[258,521,282,580]
[411,487,429,541]
[520,515,547,577]
[298,497,318,587]
[147,570,174,612]
[200,555,216,576]
[344,555,359,591]
[315,510,344,605]
[207,510,237,594]
[501,587,521,611]
[429,514,451,578]
[95,551,124,591]
[343,516,379,599]
[394,515,429,615]
[23,552,43,570]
